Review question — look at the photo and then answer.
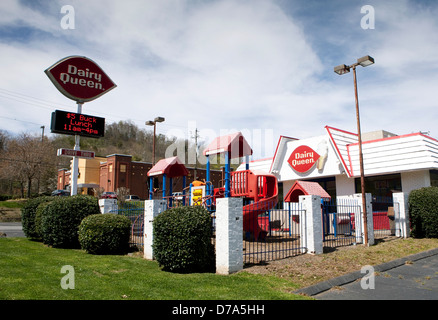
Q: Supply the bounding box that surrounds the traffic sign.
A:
[57,148,95,159]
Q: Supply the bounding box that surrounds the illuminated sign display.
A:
[51,110,105,138]
[45,56,117,103]
[287,145,320,173]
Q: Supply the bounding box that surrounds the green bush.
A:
[41,195,100,248]
[79,214,131,255]
[21,196,52,239]
[153,206,215,273]
[409,187,438,238]
[34,202,52,240]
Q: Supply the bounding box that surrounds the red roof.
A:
[147,156,189,178]
[203,132,253,159]
[284,180,331,202]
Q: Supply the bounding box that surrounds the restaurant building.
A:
[239,126,438,202]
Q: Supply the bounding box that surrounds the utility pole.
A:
[191,128,200,180]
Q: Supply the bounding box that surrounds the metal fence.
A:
[117,194,402,265]
[115,201,145,248]
[322,198,361,249]
[242,200,306,265]
[372,196,399,238]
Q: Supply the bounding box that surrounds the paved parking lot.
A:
[296,248,438,300]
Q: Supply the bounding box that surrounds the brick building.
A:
[58,154,223,200]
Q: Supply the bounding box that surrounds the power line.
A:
[0,88,71,108]
[0,87,195,134]
[0,116,43,127]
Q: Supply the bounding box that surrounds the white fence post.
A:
[215,197,243,275]
[143,199,166,260]
[354,193,374,246]
[299,195,323,255]
[98,199,118,213]
[393,192,410,238]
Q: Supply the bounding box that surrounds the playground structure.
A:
[147,132,279,240]
[147,156,189,207]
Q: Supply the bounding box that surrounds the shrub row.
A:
[21,196,52,239]
[23,196,215,271]
[21,196,131,254]
[409,186,438,238]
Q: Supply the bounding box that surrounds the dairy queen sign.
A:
[45,55,116,196]
[287,145,320,173]
[44,55,117,103]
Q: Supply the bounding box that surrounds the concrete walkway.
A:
[295,248,438,300]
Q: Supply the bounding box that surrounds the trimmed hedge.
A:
[409,186,438,238]
[79,214,131,255]
[34,202,52,240]
[41,195,100,248]
[153,206,215,273]
[21,196,52,239]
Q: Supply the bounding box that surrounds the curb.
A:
[294,247,438,297]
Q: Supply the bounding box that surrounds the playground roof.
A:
[284,180,331,202]
[147,156,189,178]
[203,132,253,159]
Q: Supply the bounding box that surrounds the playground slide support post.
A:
[225,152,230,198]
[206,155,211,206]
[149,177,153,200]
[182,175,186,206]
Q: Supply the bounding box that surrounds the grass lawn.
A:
[0,238,308,300]
[0,201,25,209]
[0,200,24,222]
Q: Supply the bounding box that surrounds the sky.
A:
[1,0,438,160]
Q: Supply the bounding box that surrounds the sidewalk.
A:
[295,248,438,300]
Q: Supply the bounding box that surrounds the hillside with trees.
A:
[0,120,239,198]
[0,121,186,198]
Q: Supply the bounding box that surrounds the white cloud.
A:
[1,0,438,159]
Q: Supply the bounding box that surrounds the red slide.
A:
[231,170,278,240]
[243,194,278,240]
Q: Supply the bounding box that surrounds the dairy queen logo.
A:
[288,145,320,173]
[45,56,117,103]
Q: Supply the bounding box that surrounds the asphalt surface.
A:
[0,222,25,237]
[296,248,438,300]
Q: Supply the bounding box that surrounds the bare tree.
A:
[1,133,56,198]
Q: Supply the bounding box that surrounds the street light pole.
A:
[334,55,374,246]
[146,117,165,165]
[352,65,369,246]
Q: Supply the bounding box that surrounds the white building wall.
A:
[401,170,431,194]
[349,134,438,177]
[335,174,355,196]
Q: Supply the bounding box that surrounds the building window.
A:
[120,164,127,173]
[430,170,438,187]
[355,173,401,197]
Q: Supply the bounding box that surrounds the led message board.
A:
[51,110,105,138]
